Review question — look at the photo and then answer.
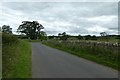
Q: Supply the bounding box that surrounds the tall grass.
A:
[42,40,119,70]
[2,33,19,45]
[2,33,31,78]
[2,33,19,77]
[7,40,31,78]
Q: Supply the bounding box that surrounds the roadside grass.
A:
[28,39,41,42]
[2,33,19,77]
[42,40,119,70]
[2,33,31,78]
[2,44,16,77]
[7,40,31,78]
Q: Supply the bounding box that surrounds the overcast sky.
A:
[0,2,118,36]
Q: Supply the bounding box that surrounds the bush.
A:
[2,33,19,45]
[2,33,19,77]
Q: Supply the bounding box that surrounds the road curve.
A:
[31,43,118,78]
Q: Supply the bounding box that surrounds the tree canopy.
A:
[58,32,69,41]
[2,25,12,34]
[17,21,44,40]
[77,34,83,40]
[100,32,108,37]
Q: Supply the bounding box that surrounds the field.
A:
[42,39,119,70]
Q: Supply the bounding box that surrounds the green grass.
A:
[2,33,19,78]
[42,40,119,70]
[2,37,31,78]
[6,40,31,78]
[28,39,42,42]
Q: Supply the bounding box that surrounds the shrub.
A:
[2,33,19,77]
[2,33,19,45]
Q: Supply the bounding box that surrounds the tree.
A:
[2,25,12,34]
[85,35,91,40]
[58,33,62,38]
[48,35,55,39]
[59,32,69,41]
[100,32,108,37]
[100,32,109,41]
[77,34,83,40]
[17,21,44,40]
[39,31,47,40]
[91,35,97,40]
[40,31,47,36]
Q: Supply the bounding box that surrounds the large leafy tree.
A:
[17,21,44,39]
[2,25,12,34]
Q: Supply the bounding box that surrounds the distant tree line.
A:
[48,34,98,41]
[1,21,119,41]
[47,32,120,42]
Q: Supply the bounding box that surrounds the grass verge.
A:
[3,40,31,78]
[8,40,31,78]
[42,41,119,70]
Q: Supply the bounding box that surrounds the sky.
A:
[0,1,119,36]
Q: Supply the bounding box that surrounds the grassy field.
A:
[42,40,119,70]
[2,33,31,78]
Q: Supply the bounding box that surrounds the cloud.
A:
[87,15,117,22]
[0,2,118,36]
[86,25,108,33]
[1,0,119,2]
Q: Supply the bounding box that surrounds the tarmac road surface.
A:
[31,43,118,78]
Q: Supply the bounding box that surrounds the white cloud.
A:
[86,25,108,32]
[87,15,117,22]
[1,0,119,2]
[0,2,118,35]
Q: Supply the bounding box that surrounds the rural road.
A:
[31,43,118,78]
